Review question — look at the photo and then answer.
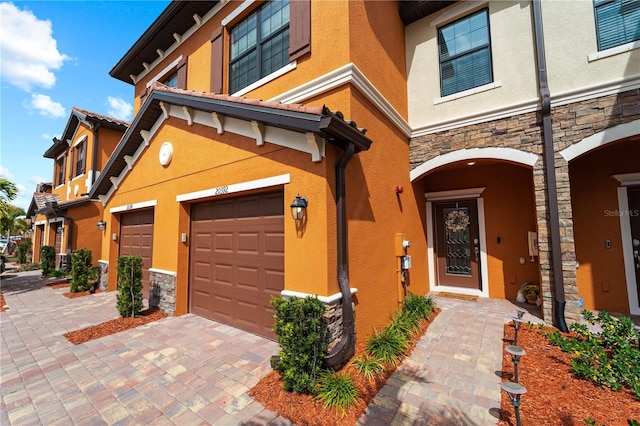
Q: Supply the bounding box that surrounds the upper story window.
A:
[55,156,65,187]
[229,0,290,93]
[162,71,179,88]
[438,9,492,97]
[73,141,86,178]
[594,0,640,51]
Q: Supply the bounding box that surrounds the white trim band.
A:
[280,288,358,304]
[110,199,157,214]
[149,268,177,277]
[176,173,290,203]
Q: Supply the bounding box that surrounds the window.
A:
[594,0,640,51]
[162,71,178,88]
[438,9,492,97]
[229,0,290,93]
[74,141,85,177]
[55,156,65,186]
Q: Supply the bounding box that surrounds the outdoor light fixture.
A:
[97,220,107,231]
[290,194,308,221]
[501,381,526,426]
[506,345,526,383]
[512,317,524,346]
[515,307,527,319]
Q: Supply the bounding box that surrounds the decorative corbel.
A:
[306,133,326,163]
[251,121,265,146]
[182,106,193,126]
[193,14,202,26]
[159,101,170,120]
[123,155,135,170]
[173,32,181,43]
[143,62,150,71]
[211,112,225,134]
[156,49,165,59]
[140,130,151,146]
[109,176,120,189]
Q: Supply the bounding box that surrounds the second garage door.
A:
[119,209,154,299]
[189,191,284,339]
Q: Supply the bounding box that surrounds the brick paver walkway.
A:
[1,267,543,425]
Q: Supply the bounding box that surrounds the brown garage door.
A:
[120,209,154,299]
[189,191,284,339]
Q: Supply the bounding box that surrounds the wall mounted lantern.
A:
[97,220,107,231]
[290,194,308,221]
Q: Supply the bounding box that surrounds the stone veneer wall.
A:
[149,270,177,316]
[98,261,109,292]
[409,89,640,323]
[324,298,354,353]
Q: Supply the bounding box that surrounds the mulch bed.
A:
[249,308,441,426]
[498,322,640,425]
[46,282,70,289]
[63,289,102,298]
[64,308,166,345]
[0,293,7,312]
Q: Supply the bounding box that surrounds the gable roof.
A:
[88,82,372,201]
[43,107,129,159]
[27,192,61,217]
[110,1,219,84]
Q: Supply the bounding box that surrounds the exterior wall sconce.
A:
[290,194,308,221]
[97,220,107,231]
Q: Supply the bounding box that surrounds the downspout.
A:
[324,142,357,369]
[532,0,568,332]
[91,123,100,185]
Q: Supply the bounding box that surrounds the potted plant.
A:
[521,284,540,304]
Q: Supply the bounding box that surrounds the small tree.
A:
[40,245,56,276]
[70,248,93,293]
[15,241,30,264]
[117,255,143,317]
[271,296,328,394]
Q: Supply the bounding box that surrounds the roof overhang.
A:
[399,0,458,25]
[88,86,372,204]
[110,1,219,84]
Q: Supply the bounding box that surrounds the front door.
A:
[628,187,640,309]
[434,200,481,290]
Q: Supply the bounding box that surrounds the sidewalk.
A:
[1,267,542,425]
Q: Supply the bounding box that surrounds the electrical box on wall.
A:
[402,255,412,270]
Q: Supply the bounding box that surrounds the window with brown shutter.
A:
[289,0,310,61]
[210,26,224,94]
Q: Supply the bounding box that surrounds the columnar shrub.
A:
[70,248,93,293]
[116,255,143,318]
[15,241,30,264]
[40,245,56,276]
[271,296,328,393]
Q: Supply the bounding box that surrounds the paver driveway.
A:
[1,269,291,425]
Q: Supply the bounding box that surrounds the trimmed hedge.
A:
[70,248,93,293]
[40,245,56,276]
[116,255,143,317]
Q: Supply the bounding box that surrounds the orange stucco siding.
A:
[96,127,125,172]
[423,162,539,300]
[69,202,104,265]
[570,138,640,314]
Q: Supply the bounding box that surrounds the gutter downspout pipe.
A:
[91,123,100,185]
[324,142,357,369]
[532,0,568,332]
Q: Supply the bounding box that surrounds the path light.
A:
[501,381,526,426]
[512,317,524,346]
[506,345,526,383]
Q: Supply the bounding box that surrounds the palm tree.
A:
[1,205,26,253]
[0,178,18,219]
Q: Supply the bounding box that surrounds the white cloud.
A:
[25,93,66,118]
[29,175,48,185]
[107,96,133,121]
[0,166,15,179]
[0,2,70,91]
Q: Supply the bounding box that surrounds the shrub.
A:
[116,255,143,317]
[70,248,93,293]
[271,296,328,394]
[15,241,30,264]
[17,262,41,272]
[316,371,359,417]
[401,293,435,321]
[352,356,385,381]
[365,326,408,368]
[40,245,56,276]
[546,309,640,399]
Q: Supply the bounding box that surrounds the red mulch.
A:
[0,293,7,312]
[46,282,70,289]
[498,323,640,425]
[64,308,166,345]
[63,288,102,298]
[249,308,441,426]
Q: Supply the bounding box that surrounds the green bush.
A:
[17,262,41,272]
[40,245,56,276]
[316,371,359,417]
[116,255,143,317]
[70,248,93,293]
[352,356,385,380]
[271,296,328,394]
[546,310,640,399]
[365,326,408,368]
[15,241,30,264]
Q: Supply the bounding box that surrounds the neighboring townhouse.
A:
[85,0,638,368]
[28,108,128,268]
[405,0,640,323]
[88,0,427,367]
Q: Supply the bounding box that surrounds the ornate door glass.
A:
[443,207,472,276]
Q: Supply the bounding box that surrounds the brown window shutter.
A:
[210,26,224,94]
[177,57,188,89]
[289,0,310,61]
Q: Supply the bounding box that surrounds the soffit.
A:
[399,0,458,25]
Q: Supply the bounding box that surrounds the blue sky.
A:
[0,1,171,211]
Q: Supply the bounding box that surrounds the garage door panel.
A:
[189,191,284,339]
[120,210,154,300]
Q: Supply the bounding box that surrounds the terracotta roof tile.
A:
[33,193,61,210]
[72,107,130,127]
